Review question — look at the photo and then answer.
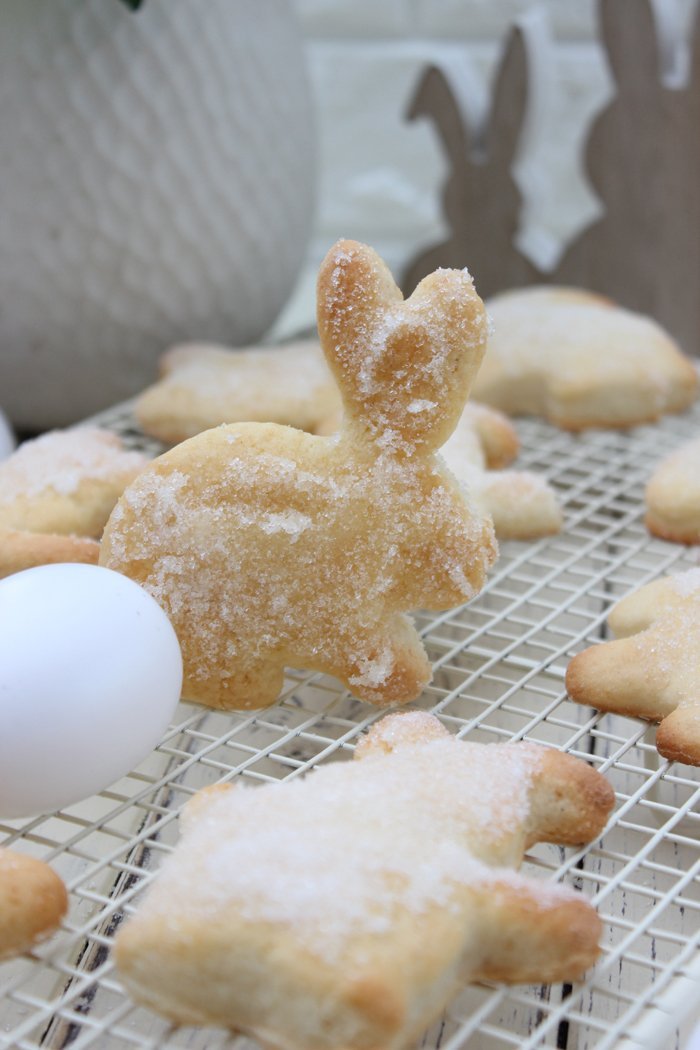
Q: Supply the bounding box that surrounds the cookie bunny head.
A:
[317,240,489,454]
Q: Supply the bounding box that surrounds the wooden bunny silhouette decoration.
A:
[553,0,700,354]
[404,0,700,357]
[101,240,497,711]
[403,23,538,299]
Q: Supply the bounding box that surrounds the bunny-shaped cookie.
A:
[0,848,67,961]
[100,241,497,710]
[566,569,700,765]
[114,711,614,1048]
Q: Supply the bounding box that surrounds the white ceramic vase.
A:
[0,0,316,429]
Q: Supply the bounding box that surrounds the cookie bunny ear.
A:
[317,239,488,454]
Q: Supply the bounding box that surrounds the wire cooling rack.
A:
[1,397,699,1050]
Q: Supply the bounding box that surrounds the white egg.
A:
[0,564,183,819]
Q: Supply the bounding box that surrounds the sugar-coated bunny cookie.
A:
[101,241,497,710]
[319,401,561,541]
[0,428,148,579]
[566,569,700,764]
[115,710,614,1049]
[0,848,67,961]
[135,339,342,445]
[440,403,562,540]
[472,287,698,429]
[645,436,700,544]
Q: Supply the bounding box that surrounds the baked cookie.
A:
[0,428,148,578]
[0,529,100,580]
[319,401,561,541]
[101,240,498,710]
[645,436,700,544]
[0,848,67,961]
[440,404,562,540]
[566,569,700,764]
[115,710,614,1048]
[135,339,342,445]
[472,287,698,429]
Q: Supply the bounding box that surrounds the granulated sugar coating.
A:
[671,567,700,598]
[135,340,342,444]
[472,286,698,429]
[0,428,149,537]
[0,429,146,503]
[114,711,614,1047]
[101,240,498,711]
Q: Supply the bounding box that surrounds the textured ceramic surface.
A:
[0,411,15,461]
[0,0,316,429]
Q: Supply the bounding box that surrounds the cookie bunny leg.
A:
[471,873,603,984]
[330,616,431,706]
[474,750,612,984]
[183,654,285,713]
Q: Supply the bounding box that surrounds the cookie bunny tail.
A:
[472,872,602,984]
[317,239,489,454]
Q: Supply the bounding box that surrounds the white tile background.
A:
[274,0,697,336]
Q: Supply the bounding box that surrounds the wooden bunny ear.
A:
[599,0,661,88]
[484,22,529,170]
[407,63,473,161]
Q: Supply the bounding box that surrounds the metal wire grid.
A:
[1,399,699,1050]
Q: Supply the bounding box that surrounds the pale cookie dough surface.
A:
[566,569,700,765]
[0,849,67,962]
[101,241,498,711]
[645,435,700,544]
[473,287,698,429]
[0,428,148,578]
[135,340,342,444]
[115,711,614,1050]
[0,428,148,538]
[440,403,562,540]
[318,402,561,541]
